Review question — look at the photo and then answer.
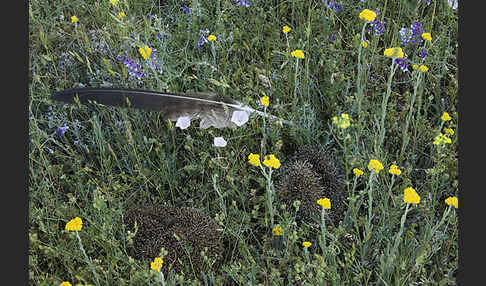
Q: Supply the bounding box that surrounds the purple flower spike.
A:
[395,58,409,72]
[236,0,251,7]
[418,49,427,59]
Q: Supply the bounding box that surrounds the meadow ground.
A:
[28,0,458,285]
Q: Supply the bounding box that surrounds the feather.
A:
[51,88,289,129]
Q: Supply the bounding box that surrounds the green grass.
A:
[29,0,458,285]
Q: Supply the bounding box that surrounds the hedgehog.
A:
[123,204,224,276]
[274,145,347,226]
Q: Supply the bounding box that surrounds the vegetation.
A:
[29,0,458,285]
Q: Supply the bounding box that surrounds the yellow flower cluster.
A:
[444,128,454,135]
[317,198,331,210]
[248,153,260,166]
[117,12,125,19]
[384,47,404,59]
[302,241,312,248]
[403,187,420,204]
[368,159,384,174]
[208,35,217,41]
[260,96,269,107]
[359,9,377,22]
[291,49,305,59]
[388,164,402,176]
[433,133,452,145]
[412,64,429,72]
[110,0,119,5]
[282,25,291,34]
[272,225,283,236]
[332,113,351,129]
[421,32,432,41]
[445,196,458,209]
[263,154,281,169]
[65,217,83,231]
[138,45,152,60]
[151,257,164,272]
[60,282,72,286]
[441,112,452,121]
[71,15,79,23]
[353,168,364,177]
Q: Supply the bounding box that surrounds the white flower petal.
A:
[213,136,227,147]
[231,110,249,127]
[175,116,191,130]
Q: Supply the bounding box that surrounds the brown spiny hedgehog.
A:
[274,145,346,226]
[123,204,224,276]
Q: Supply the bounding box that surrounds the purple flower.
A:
[419,0,431,5]
[55,125,69,137]
[236,0,251,7]
[395,58,409,72]
[197,35,208,49]
[156,33,161,39]
[120,56,145,79]
[329,34,336,42]
[371,19,386,35]
[146,13,154,20]
[418,49,427,59]
[324,1,342,12]
[181,6,190,14]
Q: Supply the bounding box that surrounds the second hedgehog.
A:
[274,145,346,226]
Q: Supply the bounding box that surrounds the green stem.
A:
[400,71,423,161]
[76,232,101,286]
[377,60,398,155]
[356,23,368,121]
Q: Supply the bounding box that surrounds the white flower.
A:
[175,116,191,129]
[231,110,249,127]
[213,136,227,147]
[447,0,458,9]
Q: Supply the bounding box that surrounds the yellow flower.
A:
[60,282,72,286]
[260,96,269,107]
[291,49,305,59]
[117,12,126,19]
[441,112,452,121]
[353,168,364,177]
[208,34,217,41]
[71,16,78,23]
[388,164,402,176]
[332,113,351,129]
[138,45,152,60]
[248,153,261,167]
[384,47,404,59]
[65,217,83,231]
[109,0,119,5]
[444,128,454,135]
[359,9,377,22]
[302,241,312,248]
[263,154,281,169]
[433,133,452,145]
[418,65,429,72]
[317,198,331,210]
[412,64,419,70]
[272,225,283,236]
[361,40,369,48]
[368,159,384,174]
[150,257,163,272]
[445,196,458,209]
[421,32,432,41]
[283,25,291,34]
[403,187,420,204]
